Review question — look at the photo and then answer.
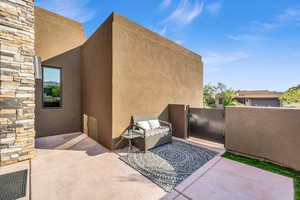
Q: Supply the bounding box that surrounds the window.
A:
[42,66,62,108]
[236,98,245,104]
[219,98,223,104]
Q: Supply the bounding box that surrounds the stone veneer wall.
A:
[0,0,35,166]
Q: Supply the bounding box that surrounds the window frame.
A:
[42,65,63,109]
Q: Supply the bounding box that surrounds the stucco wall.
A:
[34,6,86,138]
[169,105,189,139]
[35,48,82,137]
[33,11,203,150]
[225,106,300,171]
[35,7,86,61]
[81,16,113,149]
[112,14,203,143]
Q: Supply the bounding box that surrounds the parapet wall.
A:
[225,106,300,171]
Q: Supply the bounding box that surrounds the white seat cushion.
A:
[136,121,151,130]
[145,126,170,137]
[149,120,160,129]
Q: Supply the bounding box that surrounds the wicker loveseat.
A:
[131,115,172,151]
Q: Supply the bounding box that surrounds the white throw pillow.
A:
[149,120,160,129]
[137,121,151,130]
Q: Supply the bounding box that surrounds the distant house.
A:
[216,90,283,107]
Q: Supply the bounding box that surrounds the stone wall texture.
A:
[0,0,35,166]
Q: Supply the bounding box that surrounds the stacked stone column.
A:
[0,0,35,166]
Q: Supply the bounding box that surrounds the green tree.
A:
[279,88,300,105]
[221,90,236,106]
[215,82,227,94]
[220,89,245,106]
[203,82,241,108]
[203,84,216,107]
[43,85,60,97]
[51,86,60,97]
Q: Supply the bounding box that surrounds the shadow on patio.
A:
[35,132,107,156]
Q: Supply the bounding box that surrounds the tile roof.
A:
[235,90,283,98]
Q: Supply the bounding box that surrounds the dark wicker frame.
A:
[131,115,172,151]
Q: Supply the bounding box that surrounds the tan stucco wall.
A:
[35,48,82,137]
[81,16,113,149]
[34,10,203,149]
[35,7,86,61]
[169,105,189,139]
[112,14,203,143]
[34,7,86,137]
[225,106,300,171]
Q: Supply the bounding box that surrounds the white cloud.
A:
[149,25,167,36]
[164,0,204,25]
[203,51,250,71]
[160,0,172,9]
[278,7,300,22]
[228,6,300,43]
[228,34,261,41]
[35,0,96,23]
[253,6,300,30]
[175,40,185,45]
[206,2,222,16]
[252,21,280,30]
[158,26,167,36]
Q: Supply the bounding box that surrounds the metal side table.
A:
[121,129,141,153]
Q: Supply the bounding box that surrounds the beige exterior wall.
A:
[34,7,86,138]
[35,7,86,61]
[81,16,113,149]
[33,11,203,150]
[35,48,82,137]
[169,105,189,139]
[225,106,300,171]
[112,14,203,144]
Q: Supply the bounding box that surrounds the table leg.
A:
[128,139,132,153]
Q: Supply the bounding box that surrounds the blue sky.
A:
[35,0,300,91]
[43,67,60,83]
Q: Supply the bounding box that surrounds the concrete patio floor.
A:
[0,132,294,200]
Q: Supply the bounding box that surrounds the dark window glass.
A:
[43,67,62,108]
[219,98,223,104]
[236,98,245,104]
